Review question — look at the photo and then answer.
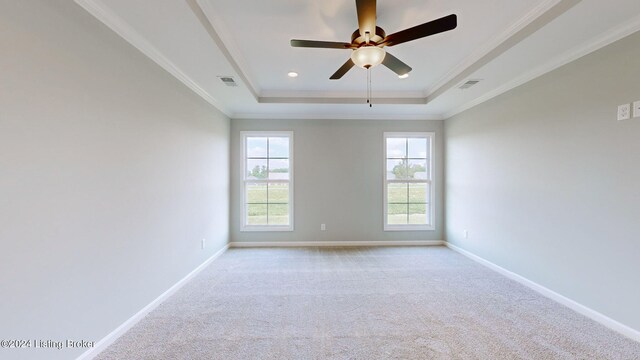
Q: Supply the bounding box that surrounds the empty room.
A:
[2,0,640,359]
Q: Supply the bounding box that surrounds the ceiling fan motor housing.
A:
[351,26,386,46]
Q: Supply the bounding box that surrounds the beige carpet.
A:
[97,247,640,359]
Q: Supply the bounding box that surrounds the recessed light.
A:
[398,73,409,79]
[288,71,299,78]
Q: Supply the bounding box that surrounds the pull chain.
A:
[366,68,370,106]
[366,67,373,107]
[369,67,372,107]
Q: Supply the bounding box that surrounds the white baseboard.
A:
[229,240,445,248]
[76,244,229,360]
[445,242,640,343]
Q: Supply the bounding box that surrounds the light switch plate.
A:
[618,104,630,121]
[633,101,640,118]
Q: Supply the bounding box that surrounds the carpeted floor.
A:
[96,246,640,359]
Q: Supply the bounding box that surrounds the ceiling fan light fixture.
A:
[287,71,299,78]
[398,73,409,79]
[350,46,386,69]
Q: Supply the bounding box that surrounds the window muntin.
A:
[384,133,434,231]
[241,132,293,231]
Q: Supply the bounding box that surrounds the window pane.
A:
[387,204,408,225]
[386,159,407,180]
[268,137,289,158]
[384,134,432,228]
[243,133,293,229]
[268,204,289,225]
[409,203,428,225]
[408,138,428,159]
[268,159,289,180]
[408,159,428,179]
[247,137,267,158]
[268,183,289,203]
[246,159,267,179]
[246,183,267,203]
[408,183,428,203]
[386,138,406,158]
[247,204,267,225]
[387,183,408,204]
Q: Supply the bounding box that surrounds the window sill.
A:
[240,225,293,232]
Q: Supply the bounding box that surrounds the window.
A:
[384,132,434,231]
[241,132,293,231]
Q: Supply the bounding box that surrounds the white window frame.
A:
[383,132,435,231]
[240,131,294,232]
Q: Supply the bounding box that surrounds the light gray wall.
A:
[0,2,230,359]
[445,31,640,331]
[230,119,444,243]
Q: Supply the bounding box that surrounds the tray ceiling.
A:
[75,0,640,119]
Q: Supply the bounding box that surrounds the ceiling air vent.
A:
[218,76,237,87]
[459,79,481,89]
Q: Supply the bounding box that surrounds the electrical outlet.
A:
[633,101,640,118]
[201,238,206,249]
[464,230,468,239]
[320,224,326,231]
[618,104,630,121]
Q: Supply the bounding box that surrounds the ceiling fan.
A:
[290,0,457,80]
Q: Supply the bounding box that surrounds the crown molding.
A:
[425,0,566,98]
[260,89,426,99]
[193,0,260,95]
[75,0,635,121]
[443,14,640,119]
[426,0,581,103]
[74,0,231,117]
[258,96,428,105]
[231,113,444,121]
[188,0,578,109]
[187,0,260,100]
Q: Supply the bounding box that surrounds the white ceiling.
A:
[76,0,640,119]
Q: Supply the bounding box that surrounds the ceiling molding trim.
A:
[232,113,444,121]
[74,0,231,117]
[187,0,260,101]
[425,0,581,102]
[260,90,426,99]
[194,0,259,95]
[426,0,564,96]
[258,97,428,105]
[443,15,640,119]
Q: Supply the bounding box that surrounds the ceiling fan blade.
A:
[330,58,355,80]
[290,39,353,49]
[383,14,457,47]
[382,52,412,76]
[356,0,376,37]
